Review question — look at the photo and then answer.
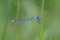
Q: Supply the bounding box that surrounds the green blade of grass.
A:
[15,0,20,40]
[2,0,12,40]
[39,0,45,40]
[40,11,47,40]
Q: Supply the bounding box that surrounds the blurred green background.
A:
[0,0,60,40]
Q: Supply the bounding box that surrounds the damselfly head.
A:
[11,20,15,22]
[33,16,40,21]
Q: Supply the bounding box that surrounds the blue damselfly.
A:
[11,16,40,23]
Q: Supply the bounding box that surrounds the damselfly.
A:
[11,16,40,23]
